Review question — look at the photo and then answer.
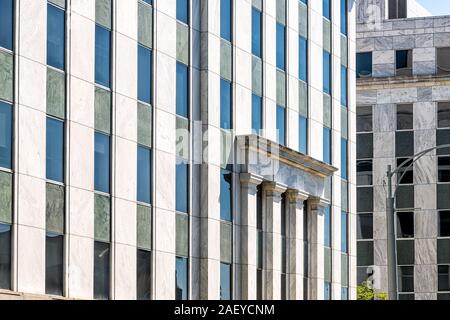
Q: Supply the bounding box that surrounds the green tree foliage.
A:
[357,281,388,300]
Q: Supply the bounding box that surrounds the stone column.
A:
[263,181,287,300]
[285,190,309,300]
[239,173,264,300]
[308,197,330,300]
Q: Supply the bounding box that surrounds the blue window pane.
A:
[176,159,189,213]
[341,65,347,107]
[143,0,153,4]
[46,118,64,182]
[299,116,308,154]
[47,4,65,70]
[220,79,232,129]
[276,23,286,70]
[220,169,232,221]
[324,282,331,300]
[252,94,262,134]
[252,8,262,57]
[276,106,286,146]
[220,263,231,300]
[220,0,232,41]
[299,36,308,82]
[176,0,189,24]
[0,223,11,290]
[175,257,188,300]
[323,51,331,95]
[300,0,307,4]
[341,211,348,253]
[0,102,12,169]
[137,146,151,204]
[323,0,331,20]
[138,45,152,104]
[94,132,110,193]
[324,206,331,247]
[0,0,13,50]
[341,138,348,180]
[356,52,372,78]
[341,287,349,300]
[323,127,331,164]
[341,0,347,35]
[95,25,111,87]
[176,63,189,118]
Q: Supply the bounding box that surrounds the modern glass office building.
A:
[0,0,355,300]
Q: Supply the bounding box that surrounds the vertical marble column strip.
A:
[308,197,330,300]
[262,181,287,300]
[239,173,263,300]
[286,189,309,300]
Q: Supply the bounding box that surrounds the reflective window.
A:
[0,0,13,50]
[220,169,232,221]
[437,129,450,156]
[340,0,347,35]
[341,212,348,253]
[0,102,12,169]
[276,106,286,146]
[357,241,374,266]
[396,50,412,76]
[437,47,450,76]
[438,102,450,128]
[276,23,286,71]
[323,0,331,19]
[0,223,11,290]
[397,104,413,130]
[357,214,373,239]
[136,249,151,300]
[324,282,331,300]
[396,131,414,157]
[252,7,262,58]
[438,265,450,292]
[299,116,308,154]
[389,0,407,19]
[176,0,189,24]
[357,106,373,132]
[397,158,413,184]
[356,52,372,78]
[440,211,450,237]
[252,94,262,134]
[357,160,373,186]
[299,36,308,82]
[45,233,64,296]
[398,266,414,293]
[341,287,349,300]
[341,138,348,180]
[138,45,152,104]
[176,257,188,300]
[95,25,111,87]
[357,187,373,213]
[47,4,65,70]
[324,206,331,247]
[341,66,347,107]
[176,63,189,118]
[46,118,64,183]
[220,263,231,300]
[397,212,414,239]
[176,159,189,213]
[323,51,331,95]
[94,132,110,193]
[220,0,232,41]
[94,241,110,300]
[137,146,152,204]
[323,127,331,164]
[220,79,232,129]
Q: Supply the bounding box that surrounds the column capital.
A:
[285,189,309,203]
[262,181,287,196]
[309,196,331,210]
[240,173,264,187]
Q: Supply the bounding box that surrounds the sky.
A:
[416,0,450,16]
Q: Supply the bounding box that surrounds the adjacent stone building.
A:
[356,0,450,300]
[0,0,356,300]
